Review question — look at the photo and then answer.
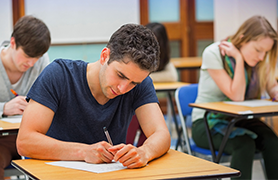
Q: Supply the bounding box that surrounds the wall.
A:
[0,0,13,43]
[214,0,277,42]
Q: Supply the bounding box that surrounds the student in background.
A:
[191,15,278,179]
[146,22,178,82]
[0,15,50,179]
[16,24,171,168]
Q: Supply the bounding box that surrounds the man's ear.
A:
[10,37,16,49]
[100,47,110,65]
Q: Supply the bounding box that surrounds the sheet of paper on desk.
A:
[46,161,126,173]
[1,115,22,123]
[224,99,278,107]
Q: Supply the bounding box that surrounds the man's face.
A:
[11,46,40,72]
[99,57,150,99]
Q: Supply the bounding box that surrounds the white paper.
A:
[238,110,253,114]
[1,115,22,123]
[223,99,278,107]
[46,161,126,173]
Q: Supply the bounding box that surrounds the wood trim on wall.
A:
[12,0,25,26]
[140,0,149,25]
[179,0,189,57]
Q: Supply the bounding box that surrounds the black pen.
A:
[103,127,113,145]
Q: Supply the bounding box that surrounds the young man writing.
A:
[0,15,50,179]
[17,24,170,168]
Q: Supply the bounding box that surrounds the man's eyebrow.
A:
[118,71,142,85]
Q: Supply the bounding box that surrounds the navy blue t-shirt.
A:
[27,59,158,145]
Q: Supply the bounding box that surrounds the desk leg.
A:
[166,92,181,150]
[215,117,243,163]
[203,111,216,161]
[204,111,245,163]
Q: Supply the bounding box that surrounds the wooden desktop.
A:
[170,57,202,70]
[12,149,240,180]
[0,119,20,136]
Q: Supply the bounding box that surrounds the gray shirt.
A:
[0,42,50,115]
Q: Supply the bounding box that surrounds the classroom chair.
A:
[126,115,147,147]
[174,83,231,162]
[4,164,24,179]
[175,84,267,178]
[4,156,30,180]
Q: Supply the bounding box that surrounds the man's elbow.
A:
[16,136,28,157]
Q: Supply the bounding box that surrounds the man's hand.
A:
[83,141,116,164]
[109,144,149,168]
[3,96,28,116]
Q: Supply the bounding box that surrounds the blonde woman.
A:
[192,15,278,179]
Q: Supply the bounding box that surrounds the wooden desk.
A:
[153,82,189,92]
[153,82,189,150]
[12,149,240,180]
[0,120,20,136]
[170,57,202,70]
[190,101,278,163]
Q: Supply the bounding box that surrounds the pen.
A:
[103,127,113,145]
[10,89,18,97]
[272,98,276,102]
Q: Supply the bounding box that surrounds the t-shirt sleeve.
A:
[201,42,224,70]
[26,60,64,113]
[132,76,159,110]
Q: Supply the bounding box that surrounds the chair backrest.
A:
[126,115,146,147]
[176,84,198,116]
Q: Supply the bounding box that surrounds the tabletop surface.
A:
[153,82,189,91]
[190,101,278,116]
[0,120,20,130]
[170,57,202,69]
[12,149,240,180]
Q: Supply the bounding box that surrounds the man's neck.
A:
[1,47,17,72]
[86,62,109,105]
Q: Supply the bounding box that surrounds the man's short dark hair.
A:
[107,24,160,73]
[12,15,51,58]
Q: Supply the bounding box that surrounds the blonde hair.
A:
[229,15,278,93]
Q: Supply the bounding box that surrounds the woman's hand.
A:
[218,41,243,64]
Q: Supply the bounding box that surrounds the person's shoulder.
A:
[203,42,220,54]
[133,76,153,91]
[142,76,153,84]
[0,41,9,47]
[51,59,87,67]
[203,42,221,59]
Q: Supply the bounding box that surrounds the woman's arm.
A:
[208,41,246,101]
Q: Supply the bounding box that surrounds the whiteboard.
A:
[0,0,13,43]
[25,0,140,44]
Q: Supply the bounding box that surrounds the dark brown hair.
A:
[146,22,170,72]
[12,15,51,57]
[107,24,160,73]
